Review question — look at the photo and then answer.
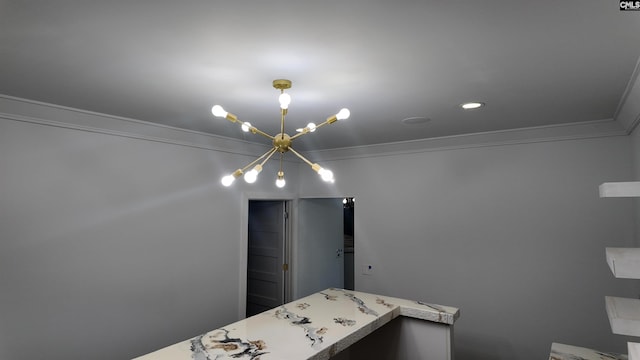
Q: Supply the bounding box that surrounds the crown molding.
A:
[306,119,627,161]
[614,56,640,134]
[0,94,271,157]
[0,94,629,162]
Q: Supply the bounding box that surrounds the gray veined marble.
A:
[190,335,211,360]
[190,329,268,360]
[319,292,338,301]
[375,298,395,309]
[275,307,327,348]
[549,343,628,360]
[134,289,460,360]
[333,318,356,327]
[340,291,379,317]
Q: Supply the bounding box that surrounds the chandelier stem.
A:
[280,91,286,140]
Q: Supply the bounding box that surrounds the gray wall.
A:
[298,136,637,359]
[1,96,638,360]
[632,125,640,244]
[0,110,296,359]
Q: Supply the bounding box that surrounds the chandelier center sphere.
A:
[273,133,292,153]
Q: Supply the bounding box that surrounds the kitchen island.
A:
[134,288,460,360]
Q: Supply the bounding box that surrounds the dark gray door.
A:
[246,200,286,317]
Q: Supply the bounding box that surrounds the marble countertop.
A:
[549,343,628,360]
[134,288,460,360]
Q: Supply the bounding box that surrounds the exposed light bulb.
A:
[221,175,235,187]
[244,170,258,183]
[276,171,286,188]
[461,102,484,110]
[307,122,316,132]
[221,169,243,186]
[336,108,350,120]
[279,93,291,109]
[318,168,334,183]
[241,122,251,132]
[211,105,228,118]
[244,164,262,184]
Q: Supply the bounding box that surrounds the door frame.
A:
[238,191,295,320]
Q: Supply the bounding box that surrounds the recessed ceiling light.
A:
[460,102,485,110]
[401,116,431,125]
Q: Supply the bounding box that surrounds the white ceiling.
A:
[1,1,639,151]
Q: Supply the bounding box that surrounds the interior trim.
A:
[0,94,631,162]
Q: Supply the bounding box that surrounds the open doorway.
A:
[246,200,290,317]
[343,197,355,290]
[294,197,355,297]
[244,196,354,316]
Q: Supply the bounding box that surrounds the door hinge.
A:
[282,263,289,271]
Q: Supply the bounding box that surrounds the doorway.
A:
[246,200,290,317]
[295,198,344,298]
[244,196,354,317]
[343,197,355,290]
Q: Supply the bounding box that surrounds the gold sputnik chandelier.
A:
[212,79,350,188]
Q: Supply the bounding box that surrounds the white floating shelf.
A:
[630,342,639,360]
[606,296,640,337]
[607,248,640,279]
[599,182,640,198]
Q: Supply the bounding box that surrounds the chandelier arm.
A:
[258,147,278,167]
[287,146,316,168]
[311,115,338,131]
[236,120,274,140]
[238,147,278,173]
[289,116,336,141]
[289,130,310,141]
[289,147,331,181]
[289,131,307,141]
